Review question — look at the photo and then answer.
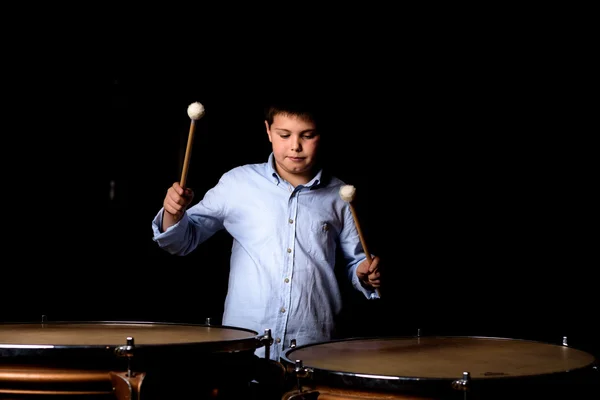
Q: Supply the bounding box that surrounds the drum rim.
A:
[281,335,598,385]
[0,320,263,356]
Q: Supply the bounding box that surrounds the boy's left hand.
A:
[357,255,381,288]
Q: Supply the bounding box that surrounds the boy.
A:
[151,100,381,361]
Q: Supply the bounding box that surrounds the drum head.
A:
[0,321,262,358]
[282,336,598,395]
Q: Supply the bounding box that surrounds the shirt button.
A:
[288,218,293,224]
[280,307,286,313]
[284,278,289,283]
[287,248,292,253]
[276,338,281,343]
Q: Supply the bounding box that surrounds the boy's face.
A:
[265,113,320,184]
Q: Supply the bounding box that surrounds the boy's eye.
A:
[278,133,317,139]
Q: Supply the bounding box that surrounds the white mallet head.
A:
[187,102,205,120]
[339,184,356,202]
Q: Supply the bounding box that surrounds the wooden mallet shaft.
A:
[348,202,372,264]
[179,119,196,188]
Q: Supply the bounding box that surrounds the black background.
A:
[1,14,597,362]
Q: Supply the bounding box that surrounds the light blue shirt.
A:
[151,153,378,360]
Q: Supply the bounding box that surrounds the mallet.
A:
[180,101,205,188]
[340,184,381,297]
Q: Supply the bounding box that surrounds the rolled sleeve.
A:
[151,209,191,254]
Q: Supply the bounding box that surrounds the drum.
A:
[280,336,599,400]
[0,321,269,399]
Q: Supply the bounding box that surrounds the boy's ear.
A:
[265,121,273,142]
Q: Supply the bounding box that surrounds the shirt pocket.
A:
[308,220,337,263]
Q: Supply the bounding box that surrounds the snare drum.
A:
[0,321,267,399]
[280,336,599,400]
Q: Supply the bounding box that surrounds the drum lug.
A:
[112,337,147,400]
[295,360,313,380]
[114,337,135,358]
[295,360,314,389]
[451,371,471,392]
[260,329,275,360]
[114,337,136,378]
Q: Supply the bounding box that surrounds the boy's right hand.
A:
[162,182,194,228]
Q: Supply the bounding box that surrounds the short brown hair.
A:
[264,99,323,128]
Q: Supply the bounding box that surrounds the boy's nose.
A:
[291,137,302,151]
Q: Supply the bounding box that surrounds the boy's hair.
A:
[264,99,323,128]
